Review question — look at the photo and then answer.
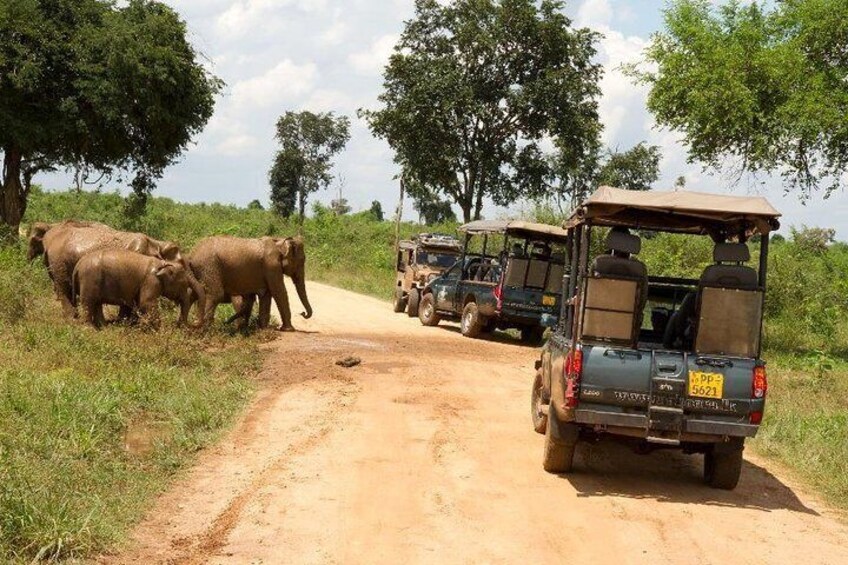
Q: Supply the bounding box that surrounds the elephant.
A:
[72,249,203,328]
[189,236,312,331]
[28,221,197,318]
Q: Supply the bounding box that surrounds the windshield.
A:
[420,252,459,269]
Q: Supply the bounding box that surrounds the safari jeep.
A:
[418,220,569,344]
[393,233,461,317]
[531,186,781,489]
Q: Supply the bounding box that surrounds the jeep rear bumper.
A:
[574,409,759,442]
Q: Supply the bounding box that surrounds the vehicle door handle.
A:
[696,357,733,368]
[604,349,642,360]
[657,363,677,373]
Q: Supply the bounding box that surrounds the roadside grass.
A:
[753,352,848,510]
[0,246,272,561]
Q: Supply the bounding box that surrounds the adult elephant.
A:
[73,249,202,328]
[28,221,197,318]
[189,236,312,331]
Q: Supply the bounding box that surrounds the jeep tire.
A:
[543,403,577,473]
[393,287,407,313]
[531,371,548,434]
[406,288,420,317]
[521,326,545,346]
[418,293,441,327]
[704,439,744,490]
[460,302,486,338]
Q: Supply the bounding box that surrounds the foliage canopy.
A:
[633,0,848,196]
[268,111,350,221]
[0,0,221,234]
[362,0,602,222]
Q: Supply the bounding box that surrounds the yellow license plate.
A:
[688,372,724,399]
[542,295,556,306]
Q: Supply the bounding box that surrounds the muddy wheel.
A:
[460,302,486,338]
[392,287,406,313]
[406,288,420,317]
[704,440,744,490]
[543,404,577,473]
[531,371,547,434]
[521,326,545,346]
[418,293,441,327]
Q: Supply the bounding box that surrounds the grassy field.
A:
[0,241,273,561]
[1,187,846,559]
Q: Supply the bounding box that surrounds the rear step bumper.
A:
[574,409,759,440]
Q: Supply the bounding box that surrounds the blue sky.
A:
[39,0,848,238]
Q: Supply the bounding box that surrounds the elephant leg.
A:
[57,276,77,318]
[202,287,225,329]
[226,295,254,329]
[83,299,103,328]
[117,305,137,325]
[268,277,294,332]
[258,293,272,329]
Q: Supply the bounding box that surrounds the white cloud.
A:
[231,60,318,108]
[215,0,329,39]
[576,0,613,28]
[348,34,398,76]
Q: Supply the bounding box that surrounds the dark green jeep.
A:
[418,220,569,344]
[532,186,781,489]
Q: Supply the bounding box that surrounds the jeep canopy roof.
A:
[399,233,461,251]
[458,220,570,241]
[565,186,782,236]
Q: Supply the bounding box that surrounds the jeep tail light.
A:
[564,348,583,408]
[493,282,503,312]
[750,411,763,425]
[752,365,767,399]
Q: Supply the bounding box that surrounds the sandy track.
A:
[108,282,848,565]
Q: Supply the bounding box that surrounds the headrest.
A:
[714,242,750,263]
[606,230,641,255]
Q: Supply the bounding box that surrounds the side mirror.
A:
[540,313,558,329]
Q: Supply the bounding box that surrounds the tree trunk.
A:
[394,177,405,254]
[297,187,306,234]
[473,184,484,221]
[1,148,26,239]
[460,204,472,223]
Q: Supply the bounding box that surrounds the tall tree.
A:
[596,143,662,191]
[413,193,458,225]
[269,111,350,222]
[362,0,602,222]
[0,0,221,237]
[552,142,661,209]
[632,0,848,196]
[369,200,384,222]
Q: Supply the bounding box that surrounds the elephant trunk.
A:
[294,273,312,319]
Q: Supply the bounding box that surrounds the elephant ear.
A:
[159,242,182,262]
[155,263,178,280]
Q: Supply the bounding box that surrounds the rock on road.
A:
[110,282,848,565]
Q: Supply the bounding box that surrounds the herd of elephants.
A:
[26,220,313,330]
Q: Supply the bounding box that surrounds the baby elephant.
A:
[72,249,202,328]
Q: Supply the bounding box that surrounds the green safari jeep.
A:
[533,186,781,489]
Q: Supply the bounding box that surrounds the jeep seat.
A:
[700,243,758,290]
[592,230,647,281]
[590,229,649,340]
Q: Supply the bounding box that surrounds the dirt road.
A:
[112,282,848,565]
